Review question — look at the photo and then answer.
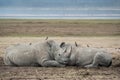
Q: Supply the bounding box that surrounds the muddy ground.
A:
[0,37,120,80]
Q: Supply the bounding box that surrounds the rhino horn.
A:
[65,46,72,58]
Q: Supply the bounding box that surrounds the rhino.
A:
[4,40,71,67]
[61,43,112,68]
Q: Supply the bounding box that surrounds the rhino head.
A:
[47,40,72,65]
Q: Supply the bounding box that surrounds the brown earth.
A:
[0,37,120,80]
[0,19,120,80]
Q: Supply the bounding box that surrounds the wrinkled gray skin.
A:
[4,40,71,67]
[61,43,112,68]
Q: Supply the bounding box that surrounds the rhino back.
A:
[6,44,36,66]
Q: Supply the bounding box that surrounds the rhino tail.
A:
[107,60,112,67]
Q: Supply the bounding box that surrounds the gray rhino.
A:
[61,43,112,68]
[4,40,71,67]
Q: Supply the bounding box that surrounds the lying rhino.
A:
[61,43,112,68]
[4,40,71,67]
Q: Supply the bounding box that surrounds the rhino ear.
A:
[75,42,78,47]
[47,40,55,48]
[60,42,65,48]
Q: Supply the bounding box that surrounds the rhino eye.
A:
[59,54,61,56]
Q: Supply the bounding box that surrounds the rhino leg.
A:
[4,55,16,66]
[85,52,111,68]
[41,60,65,67]
[84,63,98,68]
[4,57,12,66]
[85,53,101,68]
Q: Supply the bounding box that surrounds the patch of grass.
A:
[0,19,120,37]
[1,33,120,37]
[0,19,120,24]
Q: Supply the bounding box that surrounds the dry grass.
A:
[0,19,120,36]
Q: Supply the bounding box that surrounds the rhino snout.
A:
[59,58,69,65]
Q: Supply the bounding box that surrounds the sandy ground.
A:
[0,37,120,80]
